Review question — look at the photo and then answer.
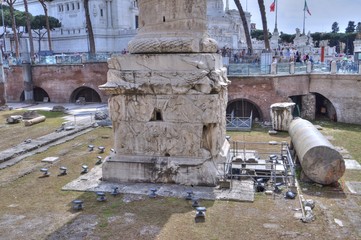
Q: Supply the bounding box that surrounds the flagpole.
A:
[303,0,306,35]
[274,0,278,32]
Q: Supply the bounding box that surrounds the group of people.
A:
[278,48,313,63]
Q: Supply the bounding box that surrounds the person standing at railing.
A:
[295,51,302,63]
[290,48,295,62]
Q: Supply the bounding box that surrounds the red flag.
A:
[304,0,311,15]
[270,0,276,12]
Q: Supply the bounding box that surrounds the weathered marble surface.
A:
[270,102,295,131]
[128,0,217,53]
[102,54,228,95]
[100,53,229,186]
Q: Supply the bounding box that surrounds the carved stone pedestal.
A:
[100,53,229,186]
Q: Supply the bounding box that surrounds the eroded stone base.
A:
[103,140,230,186]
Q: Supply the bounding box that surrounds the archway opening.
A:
[20,87,50,102]
[70,87,101,103]
[289,95,302,117]
[315,93,337,121]
[226,99,262,121]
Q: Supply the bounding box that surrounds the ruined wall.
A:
[227,75,310,121]
[301,93,316,120]
[4,66,24,102]
[4,63,108,103]
[310,74,361,124]
[2,64,361,124]
[0,83,5,106]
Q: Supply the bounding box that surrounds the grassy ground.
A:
[0,116,360,239]
[0,109,66,151]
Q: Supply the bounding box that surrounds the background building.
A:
[11,0,250,54]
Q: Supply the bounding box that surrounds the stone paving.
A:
[345,182,361,195]
[344,159,361,170]
[62,163,255,202]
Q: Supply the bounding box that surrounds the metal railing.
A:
[336,61,359,74]
[218,140,296,190]
[226,112,253,131]
[2,52,117,67]
[228,61,360,76]
[228,63,271,76]
[3,52,360,76]
[37,52,113,65]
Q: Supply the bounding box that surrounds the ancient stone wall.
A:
[2,64,361,125]
[4,66,24,102]
[3,63,108,102]
[301,93,316,120]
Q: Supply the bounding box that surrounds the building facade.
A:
[12,0,250,54]
[13,0,139,54]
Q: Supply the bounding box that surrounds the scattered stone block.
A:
[6,115,23,124]
[95,111,108,120]
[51,105,66,112]
[304,199,315,209]
[42,157,59,163]
[0,105,11,111]
[76,97,86,105]
[344,160,361,170]
[22,110,41,119]
[265,190,273,195]
[345,181,361,194]
[268,130,278,135]
[334,218,343,227]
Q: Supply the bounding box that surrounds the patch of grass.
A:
[314,120,361,163]
[1,113,361,239]
[0,109,69,151]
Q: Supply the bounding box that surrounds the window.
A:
[135,15,139,29]
[100,9,103,17]
[66,3,69,11]
[77,2,80,9]
[150,109,163,121]
[72,3,75,10]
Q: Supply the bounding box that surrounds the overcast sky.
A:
[224,0,361,34]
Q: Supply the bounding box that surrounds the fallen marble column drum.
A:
[24,115,46,126]
[289,118,345,185]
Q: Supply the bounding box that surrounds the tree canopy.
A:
[0,5,30,30]
[331,22,339,33]
[345,21,356,33]
[31,15,61,30]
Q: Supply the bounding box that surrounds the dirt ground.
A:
[0,111,360,240]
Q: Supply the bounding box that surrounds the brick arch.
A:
[70,86,101,103]
[313,92,338,122]
[226,98,263,121]
[20,87,51,102]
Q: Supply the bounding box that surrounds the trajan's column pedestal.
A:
[99,0,229,186]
